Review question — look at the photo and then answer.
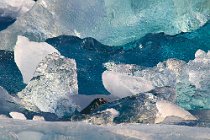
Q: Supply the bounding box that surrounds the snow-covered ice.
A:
[0,119,210,140]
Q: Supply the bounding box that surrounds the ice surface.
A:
[0,0,210,50]
[0,0,35,18]
[0,119,210,140]
[103,50,210,110]
[18,53,78,117]
[14,36,60,84]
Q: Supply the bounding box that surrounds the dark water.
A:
[0,17,15,31]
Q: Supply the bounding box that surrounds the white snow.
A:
[14,36,60,84]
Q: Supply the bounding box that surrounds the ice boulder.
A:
[14,36,60,84]
[102,71,154,98]
[9,112,27,120]
[87,93,196,124]
[0,0,35,18]
[103,50,210,110]
[0,0,210,50]
[18,53,78,117]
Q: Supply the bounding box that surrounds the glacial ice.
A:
[1,119,210,140]
[18,53,78,117]
[14,36,60,84]
[0,0,210,50]
[0,0,35,18]
[102,71,154,98]
[103,49,210,110]
[88,93,196,124]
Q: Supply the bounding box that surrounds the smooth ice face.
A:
[0,0,210,50]
[18,53,78,117]
[103,50,210,110]
[0,0,35,18]
[14,36,60,84]
[102,71,154,98]
[155,100,196,123]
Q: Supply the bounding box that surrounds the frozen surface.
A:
[0,0,35,18]
[103,50,210,110]
[0,119,210,140]
[14,36,59,83]
[0,0,210,50]
[18,53,78,117]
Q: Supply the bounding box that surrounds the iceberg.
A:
[0,0,35,19]
[0,0,210,50]
[85,93,196,124]
[102,71,154,98]
[14,36,60,84]
[103,50,210,110]
[18,53,78,117]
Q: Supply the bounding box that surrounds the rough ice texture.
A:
[0,119,210,140]
[18,53,78,117]
[0,0,210,50]
[103,50,210,110]
[87,93,196,124]
[0,0,35,18]
[14,36,60,83]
